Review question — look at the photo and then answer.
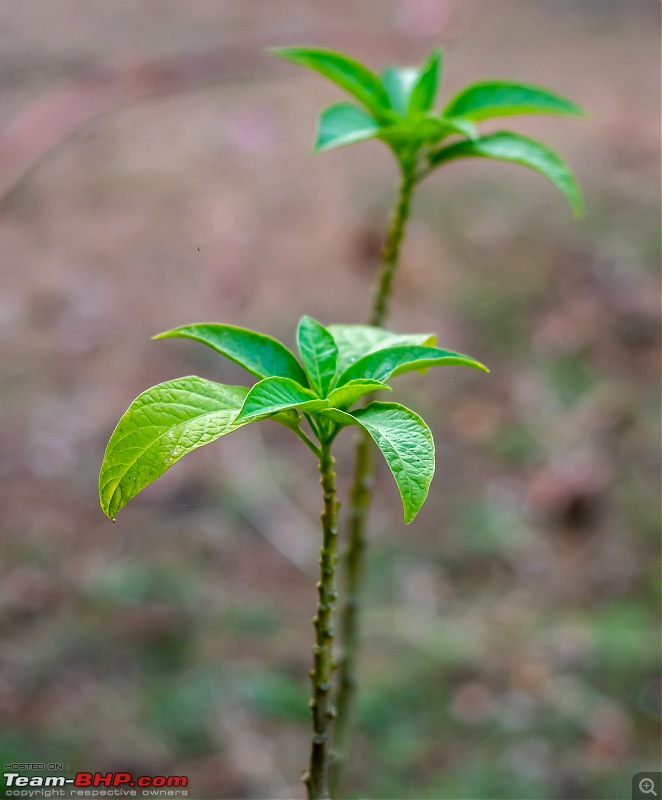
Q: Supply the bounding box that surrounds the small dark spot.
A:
[352,225,384,272]
[529,465,607,533]
[615,309,660,348]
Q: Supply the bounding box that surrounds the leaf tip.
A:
[403,501,424,525]
[266,46,290,58]
[311,137,337,154]
[461,357,490,373]
[565,101,588,119]
[99,497,115,521]
[571,196,585,220]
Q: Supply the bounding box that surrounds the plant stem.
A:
[330,160,417,796]
[291,423,322,458]
[304,438,340,800]
[329,432,371,796]
[368,160,417,328]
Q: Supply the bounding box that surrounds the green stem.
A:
[291,423,322,458]
[330,160,417,796]
[368,160,417,327]
[304,439,340,800]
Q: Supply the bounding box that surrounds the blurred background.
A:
[1,1,660,798]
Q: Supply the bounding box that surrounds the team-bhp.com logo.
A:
[4,768,188,797]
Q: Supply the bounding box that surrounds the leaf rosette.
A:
[271,46,585,216]
[99,318,487,524]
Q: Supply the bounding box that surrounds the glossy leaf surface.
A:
[236,377,328,423]
[444,80,584,122]
[326,402,434,523]
[408,49,442,116]
[272,47,392,120]
[380,66,419,116]
[154,323,308,385]
[398,116,474,142]
[328,324,436,373]
[99,378,249,519]
[428,131,583,217]
[296,316,339,396]
[337,344,488,386]
[435,116,478,141]
[326,379,391,409]
[314,103,381,152]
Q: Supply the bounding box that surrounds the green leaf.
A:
[296,316,339,396]
[325,402,434,524]
[444,80,585,122]
[380,66,419,116]
[327,324,436,373]
[99,377,250,520]
[271,47,392,120]
[427,131,583,217]
[408,49,442,115]
[235,377,328,423]
[410,116,477,144]
[375,117,476,155]
[327,379,391,409]
[154,323,308,386]
[337,344,488,386]
[436,116,478,141]
[314,103,381,152]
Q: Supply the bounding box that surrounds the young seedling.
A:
[99,316,487,799]
[272,45,585,792]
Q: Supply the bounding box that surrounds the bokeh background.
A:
[1,2,660,798]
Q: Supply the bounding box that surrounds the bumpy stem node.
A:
[305,439,340,800]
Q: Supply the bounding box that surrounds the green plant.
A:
[99,317,486,798]
[272,45,584,793]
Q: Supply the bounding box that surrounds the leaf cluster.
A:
[99,319,487,524]
[271,46,585,216]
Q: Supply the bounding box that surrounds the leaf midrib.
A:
[363,419,417,511]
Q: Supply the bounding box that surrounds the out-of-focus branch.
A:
[0,31,402,203]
